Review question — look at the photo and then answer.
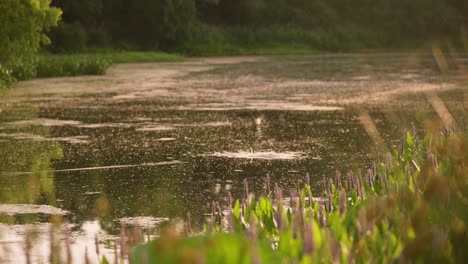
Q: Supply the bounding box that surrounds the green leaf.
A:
[101,256,110,264]
[406,131,414,147]
[233,200,241,219]
[133,233,283,264]
[311,219,322,248]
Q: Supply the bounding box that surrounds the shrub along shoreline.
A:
[0,43,425,89]
[0,51,186,89]
[1,21,460,89]
[34,51,185,77]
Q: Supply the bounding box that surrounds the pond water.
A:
[0,54,466,262]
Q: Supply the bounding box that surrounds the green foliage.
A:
[9,58,39,81]
[36,55,112,77]
[1,55,112,81]
[135,126,468,263]
[0,66,15,89]
[0,0,61,87]
[134,233,282,264]
[46,0,467,54]
[94,51,185,63]
[47,22,89,53]
[187,25,321,55]
[0,0,61,66]
[79,0,197,50]
[155,0,197,50]
[1,50,183,86]
[185,23,399,55]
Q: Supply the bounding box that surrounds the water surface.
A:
[0,54,466,262]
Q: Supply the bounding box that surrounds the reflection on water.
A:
[0,221,139,263]
[0,54,466,262]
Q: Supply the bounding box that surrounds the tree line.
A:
[50,0,467,52]
[1,0,467,78]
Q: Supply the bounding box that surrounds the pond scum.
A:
[19,122,467,264]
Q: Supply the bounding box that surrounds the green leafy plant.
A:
[0,65,15,89]
[0,0,61,66]
[134,125,467,263]
[47,22,89,53]
[0,0,61,87]
[36,55,112,77]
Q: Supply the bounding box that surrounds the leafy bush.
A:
[9,59,38,81]
[185,24,374,55]
[0,0,61,66]
[134,126,467,263]
[87,30,112,47]
[36,55,112,78]
[0,65,15,89]
[0,0,61,88]
[1,51,182,86]
[97,51,184,63]
[156,0,197,50]
[107,0,196,50]
[0,55,111,82]
[47,22,89,53]
[187,24,321,55]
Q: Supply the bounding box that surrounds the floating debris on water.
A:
[0,132,44,140]
[119,216,170,226]
[174,121,232,127]
[6,118,82,127]
[352,75,371,80]
[0,160,185,176]
[176,102,343,111]
[77,123,132,128]
[205,151,308,160]
[0,133,89,144]
[136,126,177,131]
[156,137,177,142]
[84,191,101,195]
[0,204,69,215]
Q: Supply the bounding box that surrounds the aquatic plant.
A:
[133,125,467,263]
